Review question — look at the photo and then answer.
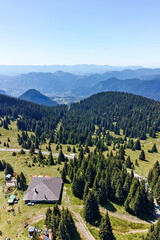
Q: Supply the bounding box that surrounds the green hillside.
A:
[1,92,160,239]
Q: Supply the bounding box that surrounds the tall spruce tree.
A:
[5,163,14,176]
[99,212,114,240]
[134,139,141,150]
[139,150,145,160]
[84,191,100,223]
[48,151,54,165]
[58,149,65,163]
[152,143,158,153]
[57,217,70,240]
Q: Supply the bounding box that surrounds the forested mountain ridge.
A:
[57,92,160,144]
[75,77,160,101]
[1,91,160,146]
[0,94,67,142]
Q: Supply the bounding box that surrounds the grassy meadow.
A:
[0,122,159,239]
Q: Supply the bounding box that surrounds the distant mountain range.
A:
[19,89,58,106]
[0,64,142,76]
[76,77,160,100]
[0,67,160,102]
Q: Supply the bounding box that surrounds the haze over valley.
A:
[1,65,160,105]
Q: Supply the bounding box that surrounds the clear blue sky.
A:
[0,0,160,66]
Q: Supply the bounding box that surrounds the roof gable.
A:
[23,177,63,202]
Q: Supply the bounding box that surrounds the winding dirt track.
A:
[63,187,95,240]
[71,209,95,240]
[100,207,150,225]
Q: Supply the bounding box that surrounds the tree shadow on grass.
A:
[102,200,117,212]
[89,215,102,228]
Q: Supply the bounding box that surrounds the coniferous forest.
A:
[1,91,160,239]
[1,91,160,147]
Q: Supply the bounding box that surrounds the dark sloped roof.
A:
[23,177,63,202]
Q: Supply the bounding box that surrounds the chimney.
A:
[48,229,53,240]
[35,188,38,194]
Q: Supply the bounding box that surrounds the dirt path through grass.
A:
[0,148,75,159]
[100,207,150,225]
[63,187,95,240]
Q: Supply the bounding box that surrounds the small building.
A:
[23,177,63,204]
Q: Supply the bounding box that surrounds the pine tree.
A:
[45,207,52,228]
[115,182,123,203]
[0,160,3,171]
[84,191,100,223]
[38,149,43,163]
[18,171,26,189]
[67,146,71,152]
[57,217,70,240]
[154,177,160,204]
[58,150,65,163]
[125,156,132,168]
[5,163,14,176]
[119,145,125,160]
[53,203,61,217]
[134,139,141,150]
[99,212,114,240]
[73,146,76,153]
[132,187,141,216]
[123,175,131,195]
[139,150,145,161]
[48,144,51,151]
[124,198,130,212]
[61,164,67,182]
[72,175,85,199]
[83,182,89,204]
[48,151,54,165]
[152,143,158,153]
[30,143,35,154]
[135,159,139,166]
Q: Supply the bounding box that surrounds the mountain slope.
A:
[1,68,160,101]
[75,77,160,100]
[19,89,58,106]
[58,91,160,144]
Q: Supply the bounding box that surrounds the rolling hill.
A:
[19,89,58,106]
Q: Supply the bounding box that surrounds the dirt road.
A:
[0,147,76,159]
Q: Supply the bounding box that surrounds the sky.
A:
[0,0,160,67]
